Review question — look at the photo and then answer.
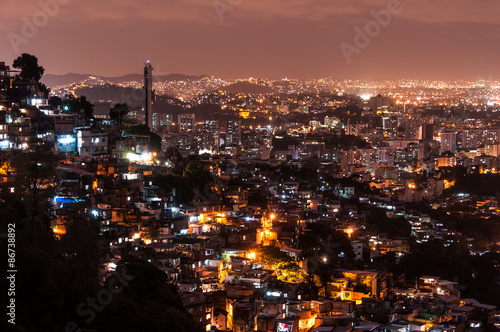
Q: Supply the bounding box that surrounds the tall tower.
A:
[144,61,153,128]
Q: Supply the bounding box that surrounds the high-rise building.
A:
[419,124,434,140]
[369,94,390,114]
[225,120,241,145]
[178,113,195,133]
[144,62,153,128]
[152,113,173,130]
[0,62,10,101]
[440,131,457,153]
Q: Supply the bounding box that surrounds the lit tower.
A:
[144,61,153,128]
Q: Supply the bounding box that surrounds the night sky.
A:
[1,0,499,80]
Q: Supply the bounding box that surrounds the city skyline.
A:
[2,0,500,81]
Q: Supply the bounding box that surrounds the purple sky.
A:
[1,0,499,80]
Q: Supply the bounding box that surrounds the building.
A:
[419,123,434,140]
[441,131,457,153]
[152,113,172,130]
[144,61,153,128]
[178,113,195,133]
[225,120,241,146]
[370,94,390,114]
[93,102,111,119]
[75,128,109,157]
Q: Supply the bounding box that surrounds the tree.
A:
[8,53,49,102]
[256,246,305,283]
[110,103,129,123]
[48,96,63,108]
[144,221,161,242]
[11,142,60,236]
[124,124,161,152]
[12,53,45,82]
[62,94,94,119]
[165,147,184,169]
[248,190,268,209]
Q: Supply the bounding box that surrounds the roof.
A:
[281,247,303,254]
[56,166,94,177]
[461,299,496,310]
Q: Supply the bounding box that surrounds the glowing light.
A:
[58,136,75,144]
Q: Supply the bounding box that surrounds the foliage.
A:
[87,257,204,332]
[10,143,60,234]
[110,103,129,122]
[299,223,355,266]
[124,124,162,152]
[248,190,268,209]
[366,208,411,237]
[256,246,305,283]
[399,240,500,306]
[13,53,45,82]
[164,147,184,169]
[153,164,219,204]
[62,94,94,119]
[144,220,161,242]
[451,173,500,196]
[48,96,63,108]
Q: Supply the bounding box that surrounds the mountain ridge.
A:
[41,73,208,87]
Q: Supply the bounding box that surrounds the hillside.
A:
[42,73,207,87]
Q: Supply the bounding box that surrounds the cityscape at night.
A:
[2,1,500,332]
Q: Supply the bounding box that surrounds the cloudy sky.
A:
[1,0,499,80]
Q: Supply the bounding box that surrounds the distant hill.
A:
[42,73,207,87]
[217,81,274,94]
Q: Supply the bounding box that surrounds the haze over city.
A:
[2,0,500,80]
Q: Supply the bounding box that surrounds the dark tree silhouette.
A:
[62,94,94,119]
[109,103,129,122]
[12,53,45,82]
